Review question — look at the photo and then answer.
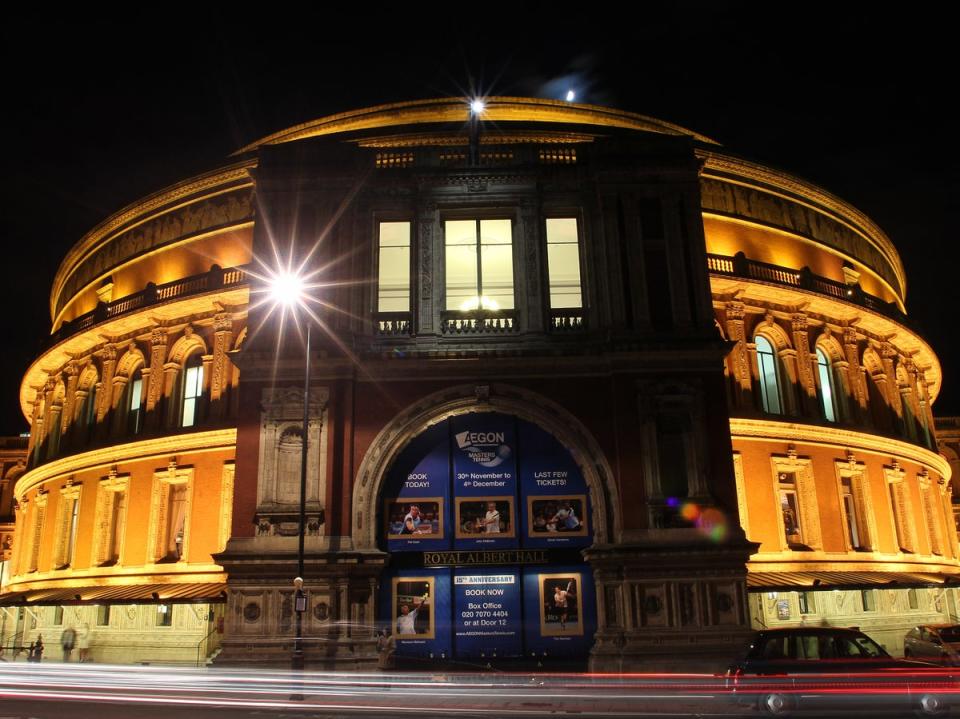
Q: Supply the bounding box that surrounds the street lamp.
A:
[268,271,310,671]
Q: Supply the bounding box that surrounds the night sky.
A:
[1,6,956,435]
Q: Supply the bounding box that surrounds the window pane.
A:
[445,220,477,246]
[378,223,410,312]
[547,239,583,309]
[378,246,410,312]
[182,364,203,428]
[479,219,511,245]
[379,221,410,247]
[755,336,782,414]
[843,493,860,548]
[480,243,515,310]
[445,243,479,310]
[816,348,836,422]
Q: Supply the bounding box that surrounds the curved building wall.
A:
[6,97,956,666]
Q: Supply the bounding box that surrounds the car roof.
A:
[918,624,960,630]
[754,627,868,636]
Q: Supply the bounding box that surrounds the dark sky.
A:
[1,6,956,434]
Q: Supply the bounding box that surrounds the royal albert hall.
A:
[2,98,957,671]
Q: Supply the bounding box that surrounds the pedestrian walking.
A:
[61,626,77,662]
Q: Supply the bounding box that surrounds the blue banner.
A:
[380,567,452,661]
[452,568,523,659]
[384,422,451,551]
[517,419,592,549]
[522,565,596,657]
[451,414,518,550]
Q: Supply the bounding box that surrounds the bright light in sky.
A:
[470,98,485,114]
[565,90,576,102]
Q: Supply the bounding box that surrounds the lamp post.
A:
[268,272,310,671]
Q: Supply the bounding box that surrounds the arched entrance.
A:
[353,385,618,667]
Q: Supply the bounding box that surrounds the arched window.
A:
[181,353,204,428]
[755,335,782,414]
[816,348,837,422]
[127,366,145,435]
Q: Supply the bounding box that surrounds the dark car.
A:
[727,627,954,715]
[905,625,960,665]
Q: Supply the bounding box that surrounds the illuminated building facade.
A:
[2,98,956,668]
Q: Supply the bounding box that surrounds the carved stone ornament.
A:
[643,595,663,615]
[243,602,261,622]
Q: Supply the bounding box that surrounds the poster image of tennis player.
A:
[527,496,588,537]
[385,498,444,539]
[392,577,435,639]
[455,497,515,539]
[539,573,583,636]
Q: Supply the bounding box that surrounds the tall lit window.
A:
[908,588,919,610]
[839,477,863,549]
[545,218,582,308]
[104,490,127,565]
[755,335,782,414]
[127,367,145,435]
[816,348,837,422]
[778,471,803,548]
[157,603,173,627]
[798,591,816,615]
[920,480,943,556]
[377,221,411,312]
[28,499,46,572]
[56,489,81,569]
[162,483,188,561]
[887,476,914,553]
[181,354,204,428]
[444,219,513,311]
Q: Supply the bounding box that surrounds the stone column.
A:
[61,362,80,438]
[416,200,436,335]
[145,329,168,431]
[880,342,903,420]
[791,313,816,414]
[843,326,866,421]
[724,302,752,409]
[209,313,234,419]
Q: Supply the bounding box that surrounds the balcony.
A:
[440,309,518,336]
[707,252,910,327]
[48,265,248,351]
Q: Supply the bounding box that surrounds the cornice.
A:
[51,160,256,320]
[14,428,236,500]
[699,150,906,299]
[729,417,950,478]
[236,96,720,154]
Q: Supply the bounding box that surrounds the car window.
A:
[907,628,919,640]
[833,635,887,658]
[939,627,960,642]
[758,636,789,659]
[792,634,821,660]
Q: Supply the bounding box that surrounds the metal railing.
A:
[440,310,518,335]
[707,252,910,327]
[48,265,248,350]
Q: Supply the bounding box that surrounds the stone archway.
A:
[352,383,621,552]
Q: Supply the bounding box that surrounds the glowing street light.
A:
[565,90,576,102]
[269,272,305,308]
[470,98,485,115]
[267,272,310,671]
